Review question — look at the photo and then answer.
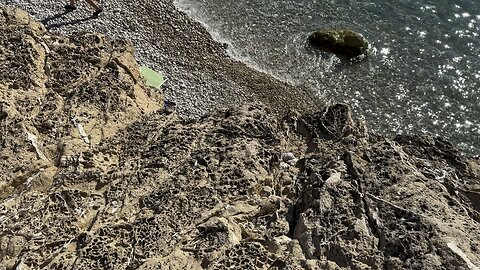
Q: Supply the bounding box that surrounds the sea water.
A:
[174,0,480,155]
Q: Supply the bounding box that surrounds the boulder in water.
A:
[308,29,369,59]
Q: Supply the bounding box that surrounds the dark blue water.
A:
[175,0,479,155]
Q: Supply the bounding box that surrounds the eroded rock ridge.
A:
[1,8,479,270]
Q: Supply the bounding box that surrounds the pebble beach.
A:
[2,0,321,118]
[1,4,480,268]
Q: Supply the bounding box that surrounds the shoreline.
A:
[4,0,321,118]
[168,0,480,157]
[1,6,480,268]
[6,0,478,156]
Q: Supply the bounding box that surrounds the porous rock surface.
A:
[1,8,480,270]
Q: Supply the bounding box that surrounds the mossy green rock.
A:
[308,29,369,59]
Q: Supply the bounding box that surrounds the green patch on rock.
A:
[140,66,165,89]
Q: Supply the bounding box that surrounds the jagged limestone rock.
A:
[308,29,369,59]
[1,7,480,270]
[0,6,162,201]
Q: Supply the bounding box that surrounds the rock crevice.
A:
[1,8,479,270]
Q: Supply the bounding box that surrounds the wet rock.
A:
[308,29,369,59]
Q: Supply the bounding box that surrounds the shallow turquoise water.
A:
[175,0,480,155]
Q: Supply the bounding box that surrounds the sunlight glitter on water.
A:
[175,0,480,155]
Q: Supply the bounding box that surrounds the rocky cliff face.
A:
[1,7,479,270]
